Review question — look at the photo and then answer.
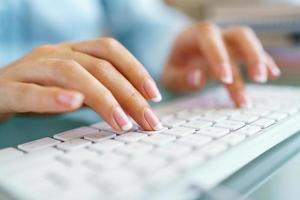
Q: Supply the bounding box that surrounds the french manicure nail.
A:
[220,63,233,84]
[187,69,201,87]
[113,107,133,131]
[143,78,162,102]
[144,108,163,130]
[239,93,253,109]
[57,92,84,108]
[272,67,281,77]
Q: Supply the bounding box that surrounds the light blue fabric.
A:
[0,0,189,78]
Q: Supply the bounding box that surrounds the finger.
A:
[13,59,133,131]
[223,27,268,83]
[265,52,281,79]
[0,82,84,113]
[162,58,207,92]
[223,54,252,108]
[71,38,162,102]
[66,52,163,131]
[195,22,233,84]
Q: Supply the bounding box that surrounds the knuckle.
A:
[52,59,80,74]
[100,37,120,51]
[198,21,218,32]
[33,44,58,54]
[237,26,255,36]
[91,60,113,76]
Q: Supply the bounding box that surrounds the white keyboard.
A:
[0,84,300,200]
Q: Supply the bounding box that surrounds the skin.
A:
[0,22,280,130]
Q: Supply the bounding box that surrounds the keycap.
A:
[161,126,195,137]
[197,127,229,138]
[252,118,275,128]
[56,139,91,151]
[176,110,202,120]
[54,127,98,141]
[84,153,126,169]
[84,131,116,142]
[115,132,148,143]
[197,113,227,122]
[175,154,205,172]
[215,109,240,116]
[145,166,179,188]
[115,143,153,156]
[242,108,270,117]
[141,134,176,146]
[230,114,259,123]
[127,155,167,173]
[18,137,61,152]
[221,134,246,146]
[91,122,138,134]
[214,120,245,130]
[182,120,213,129]
[161,116,186,128]
[137,127,168,135]
[153,143,191,160]
[0,148,24,162]
[88,139,124,153]
[267,112,288,121]
[177,134,212,148]
[234,125,261,136]
[56,148,98,166]
[199,142,227,157]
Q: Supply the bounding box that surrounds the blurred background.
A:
[165,0,300,85]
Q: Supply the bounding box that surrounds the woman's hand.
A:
[162,22,281,107]
[0,38,163,131]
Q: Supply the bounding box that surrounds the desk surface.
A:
[0,81,300,199]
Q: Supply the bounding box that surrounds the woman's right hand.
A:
[0,38,163,131]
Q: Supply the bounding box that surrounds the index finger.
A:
[71,38,162,102]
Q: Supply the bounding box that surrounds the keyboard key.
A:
[242,108,270,117]
[252,118,275,128]
[214,120,245,130]
[137,127,168,135]
[56,139,91,151]
[177,135,212,148]
[84,131,116,142]
[175,154,205,172]
[54,127,98,141]
[153,143,191,160]
[0,148,24,162]
[128,155,167,173]
[162,126,195,137]
[84,153,126,169]
[197,113,227,122]
[161,116,186,128]
[221,134,246,146]
[91,122,139,134]
[215,109,240,116]
[234,125,261,136]
[176,110,202,120]
[18,137,61,152]
[267,112,288,121]
[197,127,229,138]
[88,140,124,153]
[141,134,176,146]
[230,114,259,123]
[182,120,213,129]
[199,142,228,157]
[115,132,148,143]
[115,143,153,157]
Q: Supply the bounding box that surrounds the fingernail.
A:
[144,108,163,130]
[220,63,233,84]
[143,78,162,102]
[239,93,253,109]
[254,63,267,83]
[187,69,201,87]
[113,107,133,131]
[271,67,281,77]
[57,92,84,108]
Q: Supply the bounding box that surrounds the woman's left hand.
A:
[161,22,281,108]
